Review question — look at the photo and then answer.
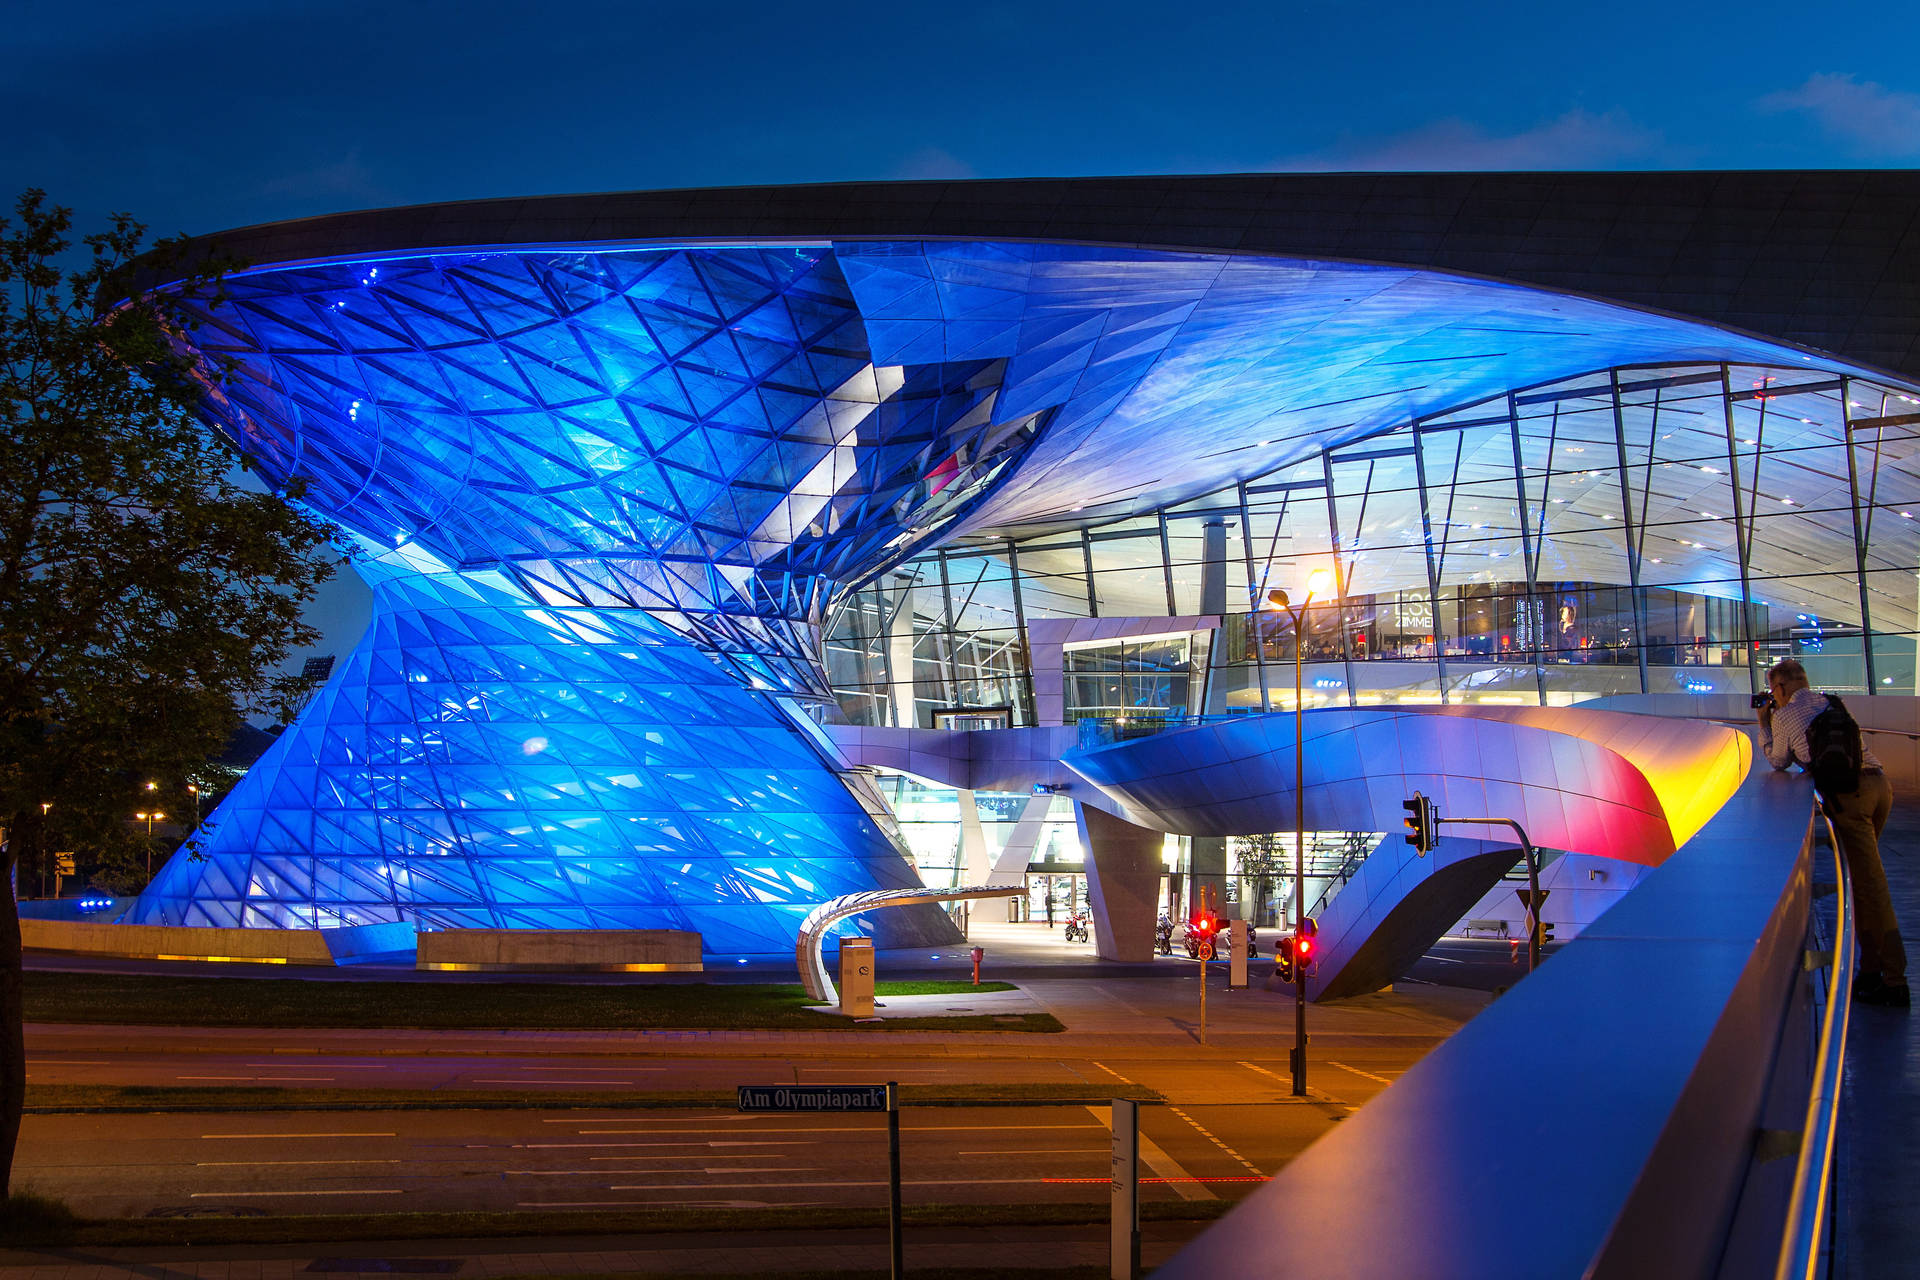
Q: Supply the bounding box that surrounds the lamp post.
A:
[135,811,164,879]
[1264,568,1333,1098]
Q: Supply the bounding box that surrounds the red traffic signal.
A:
[1402,791,1439,854]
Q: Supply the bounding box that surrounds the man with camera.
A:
[1757,658,1908,1008]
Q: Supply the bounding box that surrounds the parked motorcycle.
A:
[1155,915,1175,956]
[1063,914,1090,943]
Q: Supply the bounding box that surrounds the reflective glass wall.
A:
[826,362,1920,724]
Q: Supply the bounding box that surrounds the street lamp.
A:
[1263,567,1334,1098]
[135,811,165,879]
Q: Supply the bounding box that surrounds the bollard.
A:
[971,945,984,985]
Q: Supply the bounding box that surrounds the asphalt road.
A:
[20,1092,1360,1218]
[16,1034,1433,1218]
[11,921,1483,1220]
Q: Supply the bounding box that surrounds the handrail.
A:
[1773,800,1855,1280]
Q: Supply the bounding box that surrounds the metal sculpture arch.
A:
[796,885,1025,1005]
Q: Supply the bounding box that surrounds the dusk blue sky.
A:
[12,0,1920,239]
[13,0,1920,677]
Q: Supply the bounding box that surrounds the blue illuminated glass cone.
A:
[128,565,923,949]
[127,246,1046,949]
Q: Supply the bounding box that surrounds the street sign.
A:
[737,1083,892,1112]
[1111,1097,1140,1280]
[737,1081,904,1277]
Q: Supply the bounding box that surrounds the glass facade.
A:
[128,223,1920,943]
[830,362,1920,722]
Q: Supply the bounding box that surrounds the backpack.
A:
[1806,693,1863,803]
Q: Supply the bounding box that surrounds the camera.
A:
[1751,692,1773,709]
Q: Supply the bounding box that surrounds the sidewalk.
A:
[1836,792,1920,1276]
[0,1220,1210,1279]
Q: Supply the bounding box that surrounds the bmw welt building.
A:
[124,171,1920,973]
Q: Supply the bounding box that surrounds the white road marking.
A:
[195,1160,401,1168]
[473,1078,651,1085]
[505,1167,814,1176]
[956,1148,1104,1155]
[1089,1061,1136,1084]
[1327,1060,1395,1086]
[518,1199,823,1208]
[1085,1105,1214,1203]
[199,1132,395,1140]
[523,1141,813,1150]
[1237,1060,1355,1109]
[583,1159,771,1166]
[177,1076,335,1082]
[188,1189,403,1198]
[542,1115,760,1124]
[572,1124,1096,1135]
[608,1178,1066,1190]
[1168,1106,1263,1176]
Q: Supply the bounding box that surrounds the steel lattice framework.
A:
[124,237,1891,949]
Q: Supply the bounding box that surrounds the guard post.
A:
[840,935,876,1017]
[1111,1097,1140,1280]
[1228,917,1249,989]
[739,1081,902,1278]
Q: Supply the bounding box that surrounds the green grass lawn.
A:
[21,971,1061,1032]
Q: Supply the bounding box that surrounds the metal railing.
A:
[1774,801,1855,1280]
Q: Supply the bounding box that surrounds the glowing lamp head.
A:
[1306,569,1334,596]
[1263,589,1289,611]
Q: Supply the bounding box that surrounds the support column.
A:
[1200,520,1229,714]
[1608,371,1652,696]
[957,789,993,884]
[1075,803,1167,962]
[1411,422,1451,703]
[884,575,918,728]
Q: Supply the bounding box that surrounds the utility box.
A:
[1228,918,1249,989]
[839,935,876,1017]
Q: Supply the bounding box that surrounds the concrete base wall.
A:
[415,928,703,972]
[20,918,336,964]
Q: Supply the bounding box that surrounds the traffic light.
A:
[1539,922,1556,946]
[1402,791,1438,855]
[1274,919,1320,983]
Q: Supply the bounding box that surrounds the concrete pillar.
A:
[1075,803,1167,962]
[1201,520,1229,714]
[957,789,993,884]
[1201,519,1228,616]
[885,578,918,728]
